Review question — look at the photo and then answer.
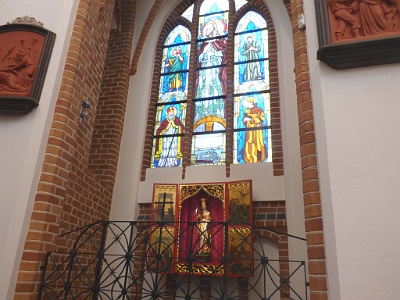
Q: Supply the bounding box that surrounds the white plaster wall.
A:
[304,2,400,299]
[0,1,78,298]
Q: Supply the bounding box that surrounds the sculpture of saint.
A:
[196,198,212,254]
[0,39,37,94]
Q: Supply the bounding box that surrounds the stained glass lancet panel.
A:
[152,25,191,168]
[233,11,271,164]
[192,0,229,166]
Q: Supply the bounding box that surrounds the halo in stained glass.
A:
[182,4,194,21]
[235,11,267,34]
[199,0,229,15]
[233,93,270,130]
[192,133,226,165]
[198,14,228,40]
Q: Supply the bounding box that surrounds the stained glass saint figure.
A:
[154,106,185,167]
[241,96,267,162]
[240,34,262,81]
[164,46,185,92]
[196,19,227,98]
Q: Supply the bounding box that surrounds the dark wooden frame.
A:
[0,24,56,113]
[315,0,400,69]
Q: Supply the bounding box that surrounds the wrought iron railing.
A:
[39,220,308,300]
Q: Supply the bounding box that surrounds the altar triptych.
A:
[149,180,253,276]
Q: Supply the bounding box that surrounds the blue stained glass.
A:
[200,0,229,15]
[233,93,270,164]
[235,11,267,34]
[234,12,269,93]
[234,129,270,163]
[159,25,191,102]
[165,25,191,46]
[236,30,268,63]
[234,60,269,92]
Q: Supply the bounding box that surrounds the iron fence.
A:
[39,220,308,300]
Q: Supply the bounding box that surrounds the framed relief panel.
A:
[0,22,55,113]
[315,0,400,69]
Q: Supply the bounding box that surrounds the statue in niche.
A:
[327,0,400,42]
[0,39,37,94]
[195,198,212,254]
[328,0,361,40]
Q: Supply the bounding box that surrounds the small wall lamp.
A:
[79,100,91,124]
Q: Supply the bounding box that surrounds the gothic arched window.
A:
[146,0,281,172]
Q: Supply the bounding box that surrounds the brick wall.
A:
[288,1,328,299]
[14,0,135,298]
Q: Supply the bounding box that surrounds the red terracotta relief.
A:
[0,31,44,96]
[327,0,400,42]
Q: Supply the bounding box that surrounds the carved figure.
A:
[0,39,37,94]
[359,0,391,35]
[328,0,361,40]
[196,199,212,254]
[382,0,400,31]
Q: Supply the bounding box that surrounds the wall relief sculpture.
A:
[0,17,55,113]
[315,0,400,69]
[327,0,400,42]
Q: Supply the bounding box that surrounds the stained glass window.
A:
[192,0,229,166]
[152,25,191,168]
[234,11,271,163]
[150,2,273,168]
